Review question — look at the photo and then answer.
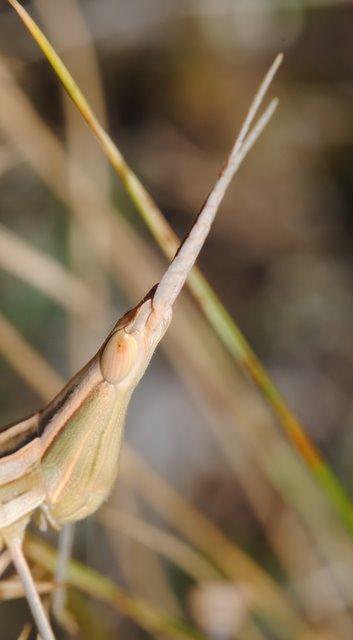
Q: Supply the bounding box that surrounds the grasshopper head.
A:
[99,287,172,388]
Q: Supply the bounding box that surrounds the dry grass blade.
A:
[0,57,110,264]
[0,549,11,577]
[121,448,309,636]
[0,144,19,175]
[34,0,113,355]
[0,224,96,316]
[0,312,63,401]
[0,579,54,600]
[16,623,32,640]
[122,452,344,640]
[99,507,220,583]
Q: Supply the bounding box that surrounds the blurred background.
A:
[0,1,353,638]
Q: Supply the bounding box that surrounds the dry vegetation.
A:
[0,1,353,639]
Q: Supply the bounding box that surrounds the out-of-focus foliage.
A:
[0,1,353,639]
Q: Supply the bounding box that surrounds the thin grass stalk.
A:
[8,541,55,640]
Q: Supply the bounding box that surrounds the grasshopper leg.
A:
[8,538,55,640]
[52,523,77,633]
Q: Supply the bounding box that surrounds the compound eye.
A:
[100,330,138,384]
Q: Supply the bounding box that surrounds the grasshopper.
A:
[0,9,281,636]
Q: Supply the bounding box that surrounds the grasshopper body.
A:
[40,296,171,526]
[0,295,171,541]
